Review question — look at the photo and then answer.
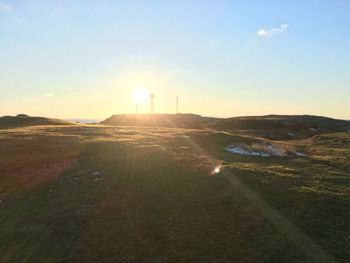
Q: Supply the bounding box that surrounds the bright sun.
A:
[132,87,149,104]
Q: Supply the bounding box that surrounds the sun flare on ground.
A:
[132,87,149,104]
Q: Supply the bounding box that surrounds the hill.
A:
[101,114,350,140]
[101,113,220,129]
[0,115,78,129]
[211,115,350,139]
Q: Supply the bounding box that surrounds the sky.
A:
[0,0,349,119]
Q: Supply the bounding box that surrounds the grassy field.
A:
[0,116,77,129]
[0,124,349,262]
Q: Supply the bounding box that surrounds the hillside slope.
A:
[0,116,78,129]
[211,115,350,139]
[101,114,350,139]
[212,114,349,130]
[101,113,220,129]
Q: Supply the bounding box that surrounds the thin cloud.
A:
[0,2,13,12]
[44,93,55,98]
[257,24,288,36]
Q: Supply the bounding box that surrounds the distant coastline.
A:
[65,119,102,124]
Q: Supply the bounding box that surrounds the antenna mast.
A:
[176,96,179,114]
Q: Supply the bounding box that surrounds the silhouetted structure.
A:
[176,96,179,114]
[150,94,154,114]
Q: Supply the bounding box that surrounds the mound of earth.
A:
[0,115,78,129]
[101,113,220,129]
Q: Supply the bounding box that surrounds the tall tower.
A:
[150,94,155,114]
[176,96,179,114]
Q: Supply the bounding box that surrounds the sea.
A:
[65,119,102,124]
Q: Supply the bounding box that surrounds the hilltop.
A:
[211,114,350,139]
[212,114,350,131]
[1,113,348,139]
[0,115,78,129]
[3,113,348,140]
[101,113,220,129]
[101,113,350,140]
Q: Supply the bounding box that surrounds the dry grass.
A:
[0,125,349,262]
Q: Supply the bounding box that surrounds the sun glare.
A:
[211,164,222,175]
[132,87,149,104]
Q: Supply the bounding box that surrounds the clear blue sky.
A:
[0,0,349,119]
